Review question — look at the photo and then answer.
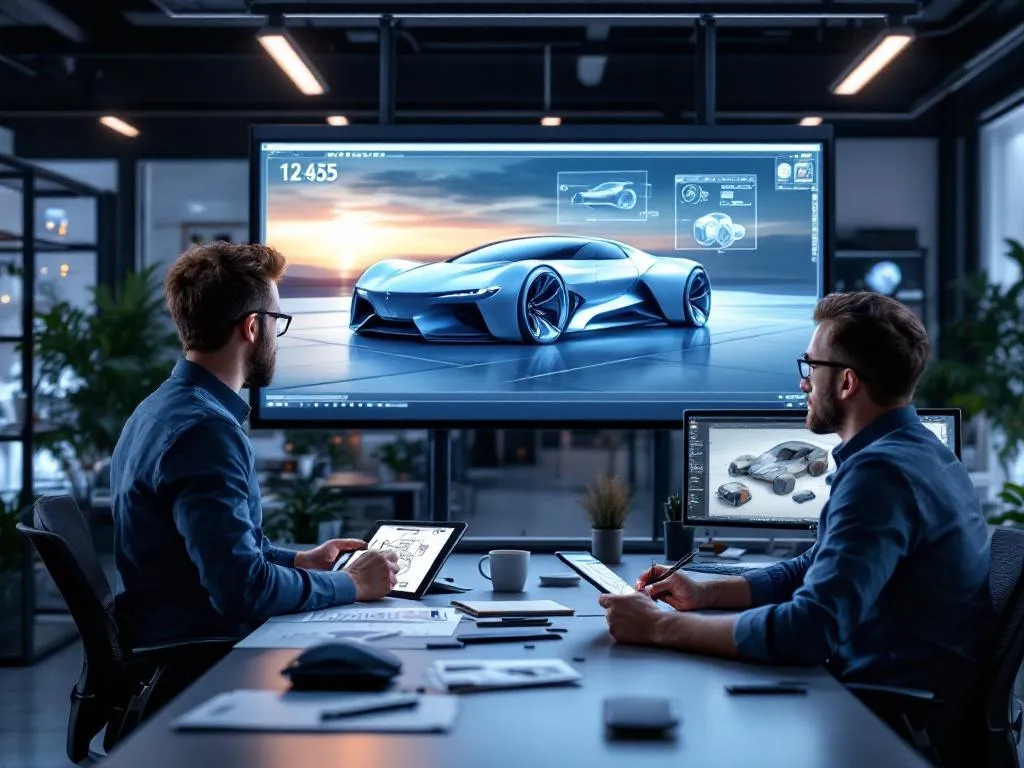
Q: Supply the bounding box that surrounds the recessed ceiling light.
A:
[99,116,139,138]
[256,27,328,96]
[540,115,562,126]
[326,115,349,126]
[799,116,823,126]
[832,30,914,96]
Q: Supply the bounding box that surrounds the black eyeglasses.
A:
[236,310,292,337]
[797,354,859,381]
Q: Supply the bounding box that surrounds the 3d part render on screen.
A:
[683,410,959,529]
[252,130,827,424]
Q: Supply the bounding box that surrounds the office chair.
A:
[16,495,235,764]
[848,526,1024,768]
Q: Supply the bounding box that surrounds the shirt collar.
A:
[833,404,918,466]
[171,358,251,424]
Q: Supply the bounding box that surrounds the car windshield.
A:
[448,238,583,264]
[591,182,620,191]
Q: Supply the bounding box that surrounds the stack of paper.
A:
[428,659,582,693]
[237,606,463,649]
[172,690,458,733]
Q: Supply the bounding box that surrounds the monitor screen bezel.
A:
[680,407,961,530]
[248,123,836,429]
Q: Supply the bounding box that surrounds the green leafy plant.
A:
[30,264,181,480]
[663,493,682,522]
[261,475,349,544]
[374,437,425,480]
[579,473,632,530]
[988,483,1024,527]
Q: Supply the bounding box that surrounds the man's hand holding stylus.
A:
[636,564,709,611]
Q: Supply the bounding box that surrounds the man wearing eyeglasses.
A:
[600,291,989,766]
[110,241,399,659]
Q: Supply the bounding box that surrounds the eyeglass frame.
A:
[797,353,862,381]
[234,309,293,337]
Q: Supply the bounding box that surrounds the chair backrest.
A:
[16,495,125,762]
[982,526,1024,765]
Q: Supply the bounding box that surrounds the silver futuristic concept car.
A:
[349,235,711,344]
[571,181,638,210]
[727,441,829,496]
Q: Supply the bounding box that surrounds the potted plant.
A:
[374,437,424,482]
[30,264,181,500]
[579,473,631,564]
[915,238,1024,513]
[261,474,350,546]
[283,429,360,475]
[662,493,695,560]
[987,483,1024,528]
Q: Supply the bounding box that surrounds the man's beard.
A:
[807,374,843,434]
[244,330,276,389]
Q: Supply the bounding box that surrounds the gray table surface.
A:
[100,554,931,768]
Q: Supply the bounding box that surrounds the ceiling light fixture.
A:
[799,116,823,126]
[832,28,914,96]
[99,116,139,138]
[326,115,349,126]
[540,116,562,126]
[256,25,328,96]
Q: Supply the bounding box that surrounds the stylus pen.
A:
[644,547,702,586]
[320,698,419,721]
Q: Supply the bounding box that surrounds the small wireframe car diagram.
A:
[571,181,638,210]
[727,441,829,496]
[717,481,752,507]
[693,212,746,248]
[792,490,816,504]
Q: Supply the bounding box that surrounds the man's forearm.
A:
[654,611,740,659]
[699,576,753,610]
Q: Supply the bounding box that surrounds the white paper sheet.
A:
[236,617,462,649]
[269,606,460,623]
[172,690,458,733]
[429,658,582,693]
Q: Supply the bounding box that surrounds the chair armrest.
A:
[846,682,938,703]
[130,637,237,659]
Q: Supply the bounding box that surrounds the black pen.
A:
[320,697,419,721]
[645,547,702,586]
[725,682,807,695]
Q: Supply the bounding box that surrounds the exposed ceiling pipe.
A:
[5,0,87,43]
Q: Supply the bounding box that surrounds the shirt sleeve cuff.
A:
[733,605,774,662]
[265,545,297,567]
[329,571,357,605]
[743,568,778,607]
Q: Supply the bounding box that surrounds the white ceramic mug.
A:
[478,549,530,592]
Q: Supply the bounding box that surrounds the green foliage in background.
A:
[261,474,349,544]
[579,473,632,530]
[31,264,181,475]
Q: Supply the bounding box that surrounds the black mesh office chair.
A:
[16,495,235,763]
[849,526,1024,768]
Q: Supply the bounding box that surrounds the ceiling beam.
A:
[4,0,87,43]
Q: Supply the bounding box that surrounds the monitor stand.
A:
[426,576,473,595]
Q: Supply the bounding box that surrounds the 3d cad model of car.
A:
[693,212,746,249]
[717,481,752,507]
[571,181,638,210]
[349,235,711,344]
[727,441,829,496]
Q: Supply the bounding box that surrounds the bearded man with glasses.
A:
[600,291,990,768]
[109,241,399,682]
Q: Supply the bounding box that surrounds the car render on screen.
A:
[571,180,638,210]
[349,234,711,345]
[727,441,829,495]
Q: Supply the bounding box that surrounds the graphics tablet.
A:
[332,521,467,600]
[555,552,636,595]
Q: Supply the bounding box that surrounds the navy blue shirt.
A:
[733,405,991,701]
[110,359,356,647]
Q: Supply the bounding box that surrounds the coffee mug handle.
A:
[478,555,492,580]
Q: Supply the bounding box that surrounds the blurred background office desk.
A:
[97,616,931,768]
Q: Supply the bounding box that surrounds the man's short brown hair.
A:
[813,291,931,406]
[164,241,287,352]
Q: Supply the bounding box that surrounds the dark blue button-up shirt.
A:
[110,359,355,647]
[733,405,991,701]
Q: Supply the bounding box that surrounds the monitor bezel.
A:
[680,407,962,530]
[248,123,836,429]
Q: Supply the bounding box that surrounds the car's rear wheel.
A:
[808,458,828,476]
[518,267,569,344]
[683,267,712,327]
[773,474,796,495]
[616,189,638,210]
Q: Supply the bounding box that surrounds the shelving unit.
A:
[0,154,114,665]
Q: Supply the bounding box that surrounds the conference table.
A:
[100,554,932,768]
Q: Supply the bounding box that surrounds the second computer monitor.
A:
[683,408,960,529]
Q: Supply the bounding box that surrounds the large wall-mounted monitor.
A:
[249,125,833,427]
[682,408,961,530]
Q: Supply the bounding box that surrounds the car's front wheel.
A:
[682,266,712,327]
[773,473,796,495]
[616,189,638,210]
[518,267,569,344]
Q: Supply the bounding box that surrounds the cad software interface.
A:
[685,413,956,526]
[256,139,824,423]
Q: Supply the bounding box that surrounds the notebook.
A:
[449,599,575,618]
